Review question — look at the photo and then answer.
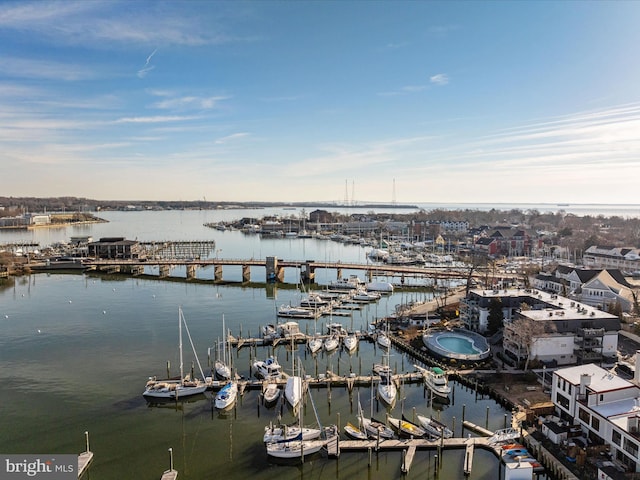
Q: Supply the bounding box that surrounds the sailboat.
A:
[214,315,231,381]
[284,352,302,409]
[374,345,396,407]
[359,391,394,439]
[143,307,208,399]
[266,377,333,460]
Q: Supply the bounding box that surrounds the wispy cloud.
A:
[0,56,96,81]
[152,95,229,110]
[215,132,250,144]
[0,1,254,47]
[137,48,157,78]
[430,73,449,86]
[114,115,200,124]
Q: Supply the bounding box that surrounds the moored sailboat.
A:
[143,307,208,399]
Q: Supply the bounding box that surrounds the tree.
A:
[486,297,504,335]
[505,318,548,371]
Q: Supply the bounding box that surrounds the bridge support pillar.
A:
[159,265,171,278]
[186,265,197,279]
[242,265,251,282]
[336,268,342,279]
[367,270,373,281]
[266,256,284,282]
[301,262,315,282]
[214,265,223,281]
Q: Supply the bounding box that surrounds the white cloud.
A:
[0,56,96,81]
[214,133,250,144]
[114,115,200,124]
[152,95,229,110]
[430,73,449,86]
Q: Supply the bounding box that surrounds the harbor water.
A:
[0,208,557,479]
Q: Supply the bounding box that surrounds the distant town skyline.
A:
[1,1,639,204]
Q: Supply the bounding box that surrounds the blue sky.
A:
[1,1,640,204]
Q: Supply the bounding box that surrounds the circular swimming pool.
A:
[422,329,491,362]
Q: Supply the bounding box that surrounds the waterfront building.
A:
[461,288,619,365]
[583,246,640,275]
[551,363,640,473]
[87,237,143,259]
[534,266,634,313]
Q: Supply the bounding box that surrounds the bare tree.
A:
[504,317,547,371]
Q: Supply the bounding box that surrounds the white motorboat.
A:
[415,365,451,399]
[277,304,318,319]
[299,293,331,308]
[253,356,283,380]
[143,307,208,399]
[328,275,364,290]
[214,380,238,410]
[351,289,380,302]
[365,281,394,293]
[262,381,280,405]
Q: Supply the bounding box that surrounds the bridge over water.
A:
[84,256,509,285]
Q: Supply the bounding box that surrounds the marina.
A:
[0,209,557,479]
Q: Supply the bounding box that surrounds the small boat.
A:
[262,381,280,405]
[285,354,303,409]
[214,315,231,381]
[344,422,368,440]
[343,333,358,354]
[143,307,208,399]
[299,293,331,308]
[361,417,394,439]
[388,416,426,438]
[253,356,283,380]
[277,304,318,319]
[351,289,380,302]
[377,332,391,349]
[307,335,323,354]
[328,275,364,290]
[263,422,322,443]
[323,334,339,352]
[374,365,396,407]
[416,413,453,439]
[214,380,238,410]
[266,434,326,459]
[422,366,451,399]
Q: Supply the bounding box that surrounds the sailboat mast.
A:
[179,307,184,382]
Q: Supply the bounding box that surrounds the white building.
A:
[552,363,640,473]
[534,266,634,313]
[583,246,640,275]
[461,288,620,366]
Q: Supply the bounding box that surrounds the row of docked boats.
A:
[276,280,389,320]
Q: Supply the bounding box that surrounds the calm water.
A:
[0,209,550,479]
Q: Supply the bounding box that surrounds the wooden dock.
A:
[77,451,93,478]
[160,469,178,480]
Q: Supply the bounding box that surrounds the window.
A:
[578,408,590,424]
[624,438,638,457]
[591,416,600,431]
[556,392,570,410]
[612,430,621,446]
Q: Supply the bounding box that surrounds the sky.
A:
[1,1,640,205]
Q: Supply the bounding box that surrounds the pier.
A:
[77,432,93,478]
